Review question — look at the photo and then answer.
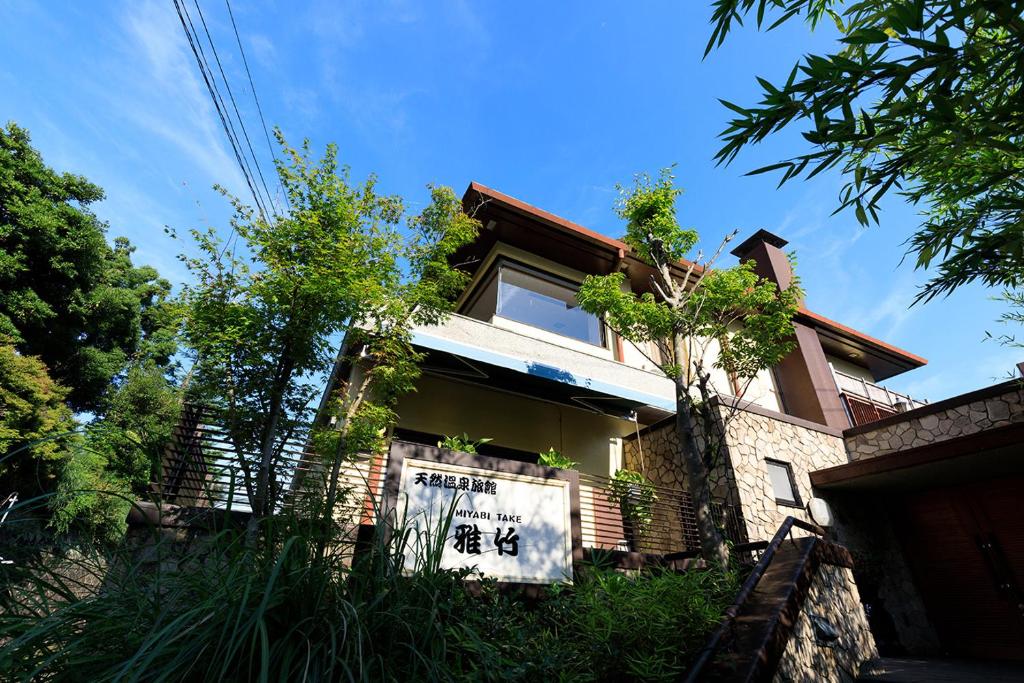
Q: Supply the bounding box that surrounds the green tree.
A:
[0,122,177,411]
[0,339,76,495]
[45,361,182,543]
[577,170,801,565]
[706,0,1024,301]
[180,132,479,519]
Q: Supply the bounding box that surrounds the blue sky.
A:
[1,0,1016,402]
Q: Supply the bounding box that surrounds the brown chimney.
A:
[731,229,801,302]
[733,229,849,430]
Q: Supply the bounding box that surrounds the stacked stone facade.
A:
[623,401,847,544]
[825,490,941,656]
[773,562,878,682]
[845,384,1024,461]
[718,405,846,542]
[622,382,1024,664]
[622,417,689,494]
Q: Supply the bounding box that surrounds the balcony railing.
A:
[577,472,745,555]
[155,413,745,558]
[830,367,927,427]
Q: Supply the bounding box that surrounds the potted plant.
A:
[537,447,579,470]
[437,433,492,454]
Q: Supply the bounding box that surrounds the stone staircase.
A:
[686,517,875,682]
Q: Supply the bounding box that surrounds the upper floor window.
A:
[465,259,605,347]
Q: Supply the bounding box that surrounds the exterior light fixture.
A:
[809,614,840,646]
[808,497,833,528]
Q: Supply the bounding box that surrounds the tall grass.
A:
[0,492,737,682]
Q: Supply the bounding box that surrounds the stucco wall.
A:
[773,562,878,683]
[825,355,875,383]
[395,374,633,476]
[844,384,1024,461]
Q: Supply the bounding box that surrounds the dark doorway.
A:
[890,476,1024,660]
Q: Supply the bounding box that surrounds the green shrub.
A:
[448,563,736,682]
[608,469,658,534]
[0,504,736,682]
[537,447,579,470]
[49,438,133,544]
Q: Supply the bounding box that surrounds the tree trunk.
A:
[671,336,730,568]
[675,389,730,567]
[253,355,296,518]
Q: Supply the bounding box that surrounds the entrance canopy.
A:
[810,422,1024,492]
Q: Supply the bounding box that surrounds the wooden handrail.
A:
[684,516,825,682]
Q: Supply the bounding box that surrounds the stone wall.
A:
[624,402,847,544]
[825,490,941,656]
[720,405,847,542]
[844,383,1024,461]
[623,416,700,494]
[773,562,878,682]
[621,417,726,551]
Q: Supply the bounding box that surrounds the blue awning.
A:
[411,329,675,414]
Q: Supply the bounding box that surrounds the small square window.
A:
[766,459,801,507]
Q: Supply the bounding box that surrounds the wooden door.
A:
[892,476,1024,660]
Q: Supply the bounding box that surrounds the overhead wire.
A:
[189,0,279,218]
[224,0,290,212]
[172,0,269,220]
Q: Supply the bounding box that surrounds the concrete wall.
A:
[773,562,878,683]
[395,374,634,477]
[845,384,1024,461]
[491,314,614,360]
[411,312,676,412]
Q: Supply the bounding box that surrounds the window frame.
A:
[471,257,606,348]
[765,458,802,508]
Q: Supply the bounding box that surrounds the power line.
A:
[189,0,279,217]
[224,0,290,212]
[172,0,269,220]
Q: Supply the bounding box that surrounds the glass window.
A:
[766,459,800,506]
[496,263,604,346]
[464,269,499,322]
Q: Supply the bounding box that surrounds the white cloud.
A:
[247,33,276,69]
[893,344,1022,402]
[841,270,922,340]
[116,0,248,197]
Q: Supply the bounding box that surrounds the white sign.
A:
[397,458,574,584]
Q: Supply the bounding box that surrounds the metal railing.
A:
[684,516,826,682]
[155,411,747,558]
[830,366,926,426]
[154,406,385,527]
[577,471,746,555]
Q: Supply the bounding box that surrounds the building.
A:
[356,182,924,547]
[331,182,1018,663]
[154,180,1014,666]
